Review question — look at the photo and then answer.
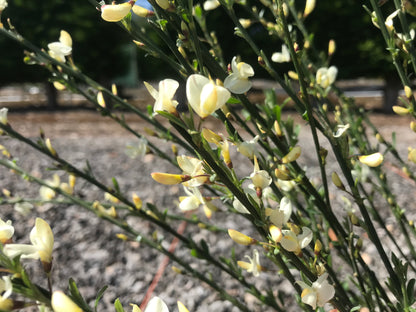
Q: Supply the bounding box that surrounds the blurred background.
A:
[0,0,408,111]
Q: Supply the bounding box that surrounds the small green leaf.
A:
[112,177,120,193]
[200,239,209,253]
[114,298,125,312]
[94,286,108,312]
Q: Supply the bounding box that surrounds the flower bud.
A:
[274,120,282,136]
[331,172,345,190]
[269,225,282,243]
[303,0,316,17]
[392,105,410,116]
[410,121,416,133]
[151,172,191,185]
[111,84,118,96]
[314,239,322,255]
[408,147,416,164]
[228,229,257,245]
[239,18,251,29]
[64,174,74,189]
[282,146,301,164]
[132,193,142,209]
[405,85,413,99]
[358,152,384,167]
[116,233,128,241]
[275,166,292,180]
[45,138,58,157]
[97,91,106,108]
[328,39,336,56]
[53,82,66,90]
[156,0,170,9]
[288,71,299,80]
[52,291,83,312]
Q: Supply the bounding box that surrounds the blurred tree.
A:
[0,0,132,85]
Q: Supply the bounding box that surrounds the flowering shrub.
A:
[1,0,416,311]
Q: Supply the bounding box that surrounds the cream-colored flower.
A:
[145,296,169,312]
[0,108,8,125]
[236,135,260,159]
[276,179,296,192]
[101,1,134,22]
[14,202,34,216]
[125,138,148,159]
[265,196,292,228]
[3,218,54,265]
[280,226,312,255]
[232,187,258,214]
[39,174,61,200]
[297,273,335,309]
[179,187,215,217]
[316,66,337,88]
[224,57,254,94]
[271,44,291,63]
[237,249,262,276]
[186,74,230,118]
[250,157,272,190]
[48,30,72,63]
[177,155,208,186]
[51,291,83,312]
[203,0,220,10]
[385,9,400,33]
[0,218,14,243]
[0,0,8,11]
[179,187,204,212]
[333,124,350,138]
[144,79,179,114]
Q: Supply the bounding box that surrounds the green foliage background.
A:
[0,0,404,84]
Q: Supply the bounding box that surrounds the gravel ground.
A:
[1,110,416,311]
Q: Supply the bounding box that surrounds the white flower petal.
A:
[145,296,170,312]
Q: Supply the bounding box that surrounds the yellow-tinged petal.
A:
[358,152,384,167]
[151,172,190,185]
[51,291,83,312]
[177,301,190,312]
[328,39,336,56]
[130,304,142,312]
[201,128,223,144]
[59,30,72,48]
[101,2,133,22]
[53,82,66,91]
[228,229,256,245]
[0,108,8,125]
[132,193,142,209]
[0,297,13,311]
[288,71,298,80]
[30,218,54,265]
[45,138,58,157]
[155,0,170,9]
[408,148,416,164]
[392,105,410,116]
[97,91,106,108]
[269,225,282,243]
[405,85,413,99]
[282,146,301,163]
[303,0,316,17]
[132,5,154,17]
